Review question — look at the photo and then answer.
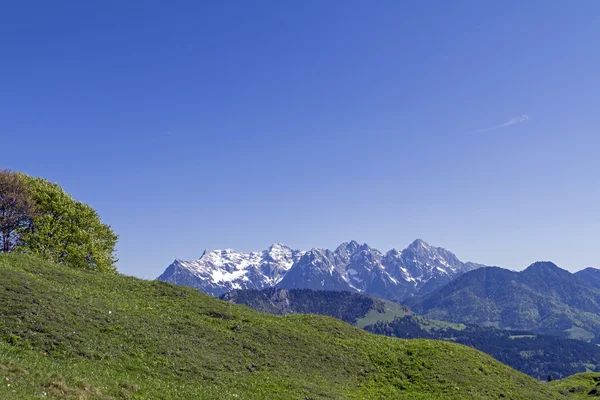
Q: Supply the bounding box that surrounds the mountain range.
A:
[405,261,600,341]
[574,267,600,290]
[158,239,488,301]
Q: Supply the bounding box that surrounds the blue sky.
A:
[1,1,599,277]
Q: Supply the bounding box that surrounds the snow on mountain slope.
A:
[157,244,305,296]
[157,239,488,300]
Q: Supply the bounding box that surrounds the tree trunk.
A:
[2,235,9,253]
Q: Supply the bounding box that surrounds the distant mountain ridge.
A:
[405,261,600,341]
[220,287,409,325]
[575,267,600,291]
[157,239,488,301]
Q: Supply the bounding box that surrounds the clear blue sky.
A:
[2,1,599,277]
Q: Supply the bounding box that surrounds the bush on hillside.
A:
[0,169,117,273]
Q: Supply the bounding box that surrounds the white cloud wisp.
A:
[468,114,529,134]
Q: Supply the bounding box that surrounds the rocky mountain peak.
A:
[158,240,489,301]
[408,238,430,250]
[335,240,360,254]
[521,261,573,284]
[525,261,562,271]
[522,261,570,278]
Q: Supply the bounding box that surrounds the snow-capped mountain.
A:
[157,243,305,296]
[157,239,489,301]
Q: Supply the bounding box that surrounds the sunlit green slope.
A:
[0,254,576,399]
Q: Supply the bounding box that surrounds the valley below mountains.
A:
[159,239,600,343]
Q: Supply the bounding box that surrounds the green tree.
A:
[0,171,119,273]
[18,175,118,273]
[0,169,37,253]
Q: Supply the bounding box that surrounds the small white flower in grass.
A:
[108,311,112,314]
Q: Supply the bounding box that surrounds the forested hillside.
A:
[221,287,409,325]
[365,315,600,380]
[405,262,600,341]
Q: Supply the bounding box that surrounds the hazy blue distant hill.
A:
[575,267,600,291]
[405,262,600,341]
[221,287,410,326]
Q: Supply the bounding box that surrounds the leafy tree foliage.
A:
[0,169,37,253]
[0,170,117,272]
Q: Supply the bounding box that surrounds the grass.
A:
[564,327,595,342]
[0,253,595,399]
[355,300,411,329]
[415,316,466,332]
[549,372,600,398]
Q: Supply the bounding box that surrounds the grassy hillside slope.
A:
[0,254,576,399]
[355,299,412,329]
[365,316,600,380]
[550,372,600,398]
[222,287,600,380]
